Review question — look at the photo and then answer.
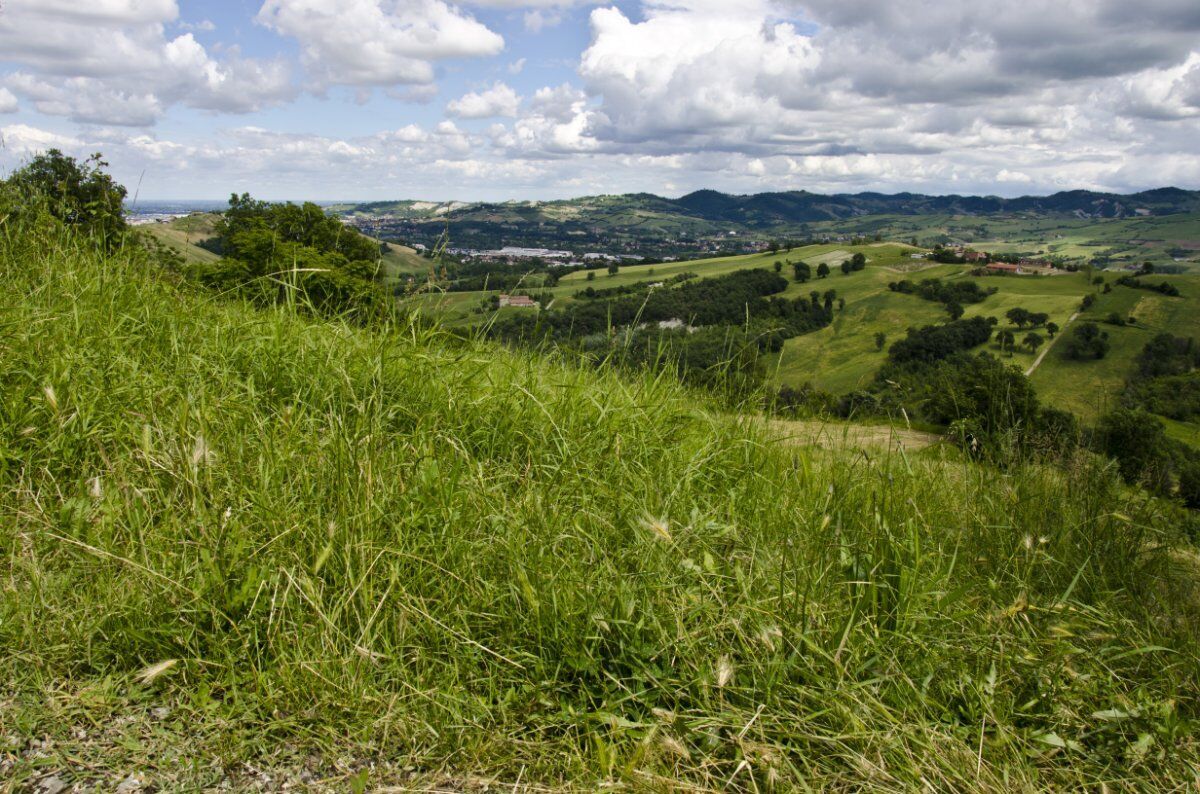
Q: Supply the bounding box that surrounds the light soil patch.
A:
[764,418,941,452]
[807,249,853,266]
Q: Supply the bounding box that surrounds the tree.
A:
[1046,321,1059,338]
[607,263,619,276]
[810,291,820,308]
[1095,408,1172,493]
[997,329,1015,356]
[1006,307,1032,328]
[792,261,811,283]
[840,260,852,275]
[774,260,783,273]
[817,262,830,279]
[851,252,867,270]
[5,149,127,249]
[837,297,846,311]
[1023,332,1043,354]
[1180,462,1200,509]
[823,289,836,312]
[586,271,596,281]
[945,301,965,320]
[1064,322,1110,360]
[874,332,887,351]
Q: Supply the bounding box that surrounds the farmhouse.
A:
[964,251,988,263]
[498,294,537,308]
[986,262,1024,274]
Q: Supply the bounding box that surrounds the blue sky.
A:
[1,0,1198,201]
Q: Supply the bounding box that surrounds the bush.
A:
[4,149,127,249]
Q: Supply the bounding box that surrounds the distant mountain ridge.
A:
[341,187,1200,229]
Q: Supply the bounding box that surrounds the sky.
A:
[0,0,1198,201]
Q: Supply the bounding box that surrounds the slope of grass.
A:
[1032,275,1200,420]
[2,218,1199,789]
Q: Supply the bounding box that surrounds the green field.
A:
[5,209,1200,789]
[808,212,1200,271]
[1032,274,1200,421]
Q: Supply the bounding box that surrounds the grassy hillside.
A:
[1032,274,1200,428]
[3,219,1200,789]
[430,245,1198,433]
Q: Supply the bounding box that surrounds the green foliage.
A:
[1005,307,1049,328]
[1,213,1199,789]
[3,149,127,249]
[1116,275,1181,297]
[888,277,995,309]
[1094,409,1174,493]
[886,317,993,364]
[1063,322,1111,360]
[191,193,389,321]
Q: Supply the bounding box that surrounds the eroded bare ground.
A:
[760,418,942,453]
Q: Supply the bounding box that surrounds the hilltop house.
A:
[498,294,537,308]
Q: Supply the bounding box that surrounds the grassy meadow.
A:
[2,208,1200,789]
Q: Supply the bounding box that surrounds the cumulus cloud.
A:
[0,89,18,114]
[0,0,294,125]
[256,0,504,89]
[4,0,1199,197]
[446,82,521,118]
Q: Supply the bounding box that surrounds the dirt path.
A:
[1025,311,1079,376]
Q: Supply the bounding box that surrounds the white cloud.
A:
[0,124,83,155]
[446,82,522,118]
[524,9,563,32]
[256,0,504,89]
[0,89,18,115]
[0,0,294,125]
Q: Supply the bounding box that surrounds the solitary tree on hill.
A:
[793,261,811,283]
[1024,332,1044,354]
[774,260,783,273]
[840,260,852,275]
[817,262,830,279]
[1046,321,1059,338]
[607,263,619,276]
[874,332,887,351]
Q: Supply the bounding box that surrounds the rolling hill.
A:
[4,198,1200,790]
[340,187,1200,228]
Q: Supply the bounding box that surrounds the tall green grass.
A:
[2,213,1199,789]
